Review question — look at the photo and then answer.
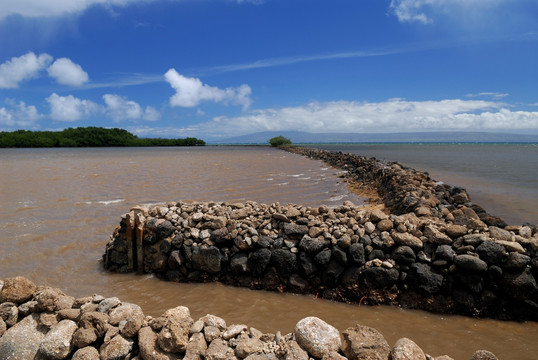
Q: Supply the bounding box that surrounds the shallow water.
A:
[312,143,538,225]
[0,146,536,359]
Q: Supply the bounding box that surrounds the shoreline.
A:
[0,276,497,360]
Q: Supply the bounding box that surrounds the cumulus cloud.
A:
[164,69,252,109]
[46,93,101,122]
[47,58,89,86]
[0,52,53,88]
[171,98,538,139]
[0,0,154,20]
[103,94,160,122]
[0,99,42,128]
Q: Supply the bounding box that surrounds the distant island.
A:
[0,127,205,148]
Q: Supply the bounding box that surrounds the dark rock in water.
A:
[361,267,399,289]
[501,269,538,299]
[407,263,443,295]
[191,246,221,273]
[454,255,488,273]
[348,243,365,265]
[248,248,271,276]
[391,246,416,265]
[271,249,297,278]
[314,249,332,268]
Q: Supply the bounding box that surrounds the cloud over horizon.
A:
[103,94,160,122]
[164,69,252,109]
[160,98,538,139]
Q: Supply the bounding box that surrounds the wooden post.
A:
[135,212,145,274]
[125,212,135,272]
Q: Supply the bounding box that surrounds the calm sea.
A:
[0,145,536,359]
[310,143,538,225]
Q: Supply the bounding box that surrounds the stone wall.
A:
[104,147,538,321]
[104,197,538,321]
[0,276,497,360]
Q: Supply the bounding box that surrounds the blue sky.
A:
[1,0,537,141]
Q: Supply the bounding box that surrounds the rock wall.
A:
[104,147,538,321]
[104,197,538,321]
[0,276,497,360]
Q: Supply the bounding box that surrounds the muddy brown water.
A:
[1,146,536,359]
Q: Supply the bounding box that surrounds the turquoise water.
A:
[309,143,538,225]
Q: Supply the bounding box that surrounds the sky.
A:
[0,0,537,141]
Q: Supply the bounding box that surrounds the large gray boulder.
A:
[37,319,78,360]
[294,317,341,358]
[0,314,46,360]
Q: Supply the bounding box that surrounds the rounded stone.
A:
[294,316,341,358]
[0,276,37,304]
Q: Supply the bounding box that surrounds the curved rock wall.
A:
[104,197,538,321]
[0,276,497,360]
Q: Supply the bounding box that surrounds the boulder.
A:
[192,246,222,273]
[184,332,207,360]
[157,306,193,353]
[392,232,423,250]
[391,246,416,264]
[0,314,46,360]
[271,249,297,278]
[99,334,133,360]
[0,302,18,327]
[407,263,444,295]
[294,317,341,358]
[446,225,467,239]
[390,338,426,360]
[138,326,173,360]
[0,276,37,304]
[348,243,365,265]
[205,338,237,360]
[470,350,498,360]
[341,324,390,360]
[370,209,388,222]
[71,346,100,360]
[248,249,272,276]
[488,227,512,241]
[361,267,399,289]
[476,240,506,265]
[281,340,308,360]
[234,338,264,358]
[454,255,488,273]
[424,225,452,245]
[299,236,327,254]
[38,319,78,360]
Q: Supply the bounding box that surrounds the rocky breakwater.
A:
[0,276,497,360]
[104,198,538,321]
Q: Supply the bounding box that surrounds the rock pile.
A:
[104,198,538,321]
[0,276,497,360]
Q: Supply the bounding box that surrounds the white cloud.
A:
[0,0,155,20]
[47,58,89,86]
[46,93,101,121]
[164,69,252,109]
[169,99,538,139]
[389,0,506,24]
[103,93,160,122]
[0,99,42,128]
[0,52,53,88]
[466,92,509,100]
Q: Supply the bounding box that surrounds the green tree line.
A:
[0,127,205,148]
